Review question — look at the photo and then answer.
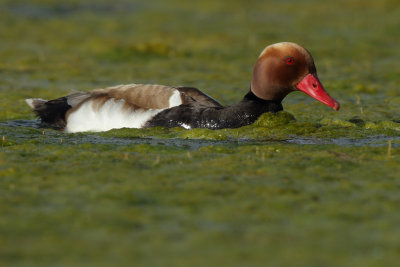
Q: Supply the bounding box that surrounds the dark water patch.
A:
[67,135,238,150]
[0,120,235,149]
[1,119,399,148]
[0,119,41,129]
[285,136,400,147]
[48,135,400,149]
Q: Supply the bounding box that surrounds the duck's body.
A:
[26,42,339,133]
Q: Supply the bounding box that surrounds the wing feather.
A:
[176,86,222,108]
[91,84,181,109]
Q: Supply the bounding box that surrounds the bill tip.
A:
[333,102,340,111]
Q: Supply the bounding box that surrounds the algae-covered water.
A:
[0,0,399,266]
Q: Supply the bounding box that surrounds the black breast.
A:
[145,91,283,129]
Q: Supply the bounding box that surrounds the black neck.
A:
[241,90,283,112]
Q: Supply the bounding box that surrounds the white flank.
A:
[65,99,164,133]
[168,90,182,107]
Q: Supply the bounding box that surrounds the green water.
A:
[0,0,399,266]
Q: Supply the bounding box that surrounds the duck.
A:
[26,42,339,133]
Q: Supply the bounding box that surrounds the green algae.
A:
[376,121,400,131]
[320,118,356,128]
[1,139,400,266]
[0,0,400,266]
[253,111,296,127]
[97,111,399,141]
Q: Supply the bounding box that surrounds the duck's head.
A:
[251,42,339,110]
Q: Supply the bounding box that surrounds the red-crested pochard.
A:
[26,42,339,132]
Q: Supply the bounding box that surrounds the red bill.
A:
[296,73,340,111]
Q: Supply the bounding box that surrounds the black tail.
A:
[26,97,71,129]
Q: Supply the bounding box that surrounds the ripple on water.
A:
[0,119,41,128]
[0,119,399,148]
[285,136,400,147]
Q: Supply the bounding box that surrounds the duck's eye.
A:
[285,57,295,65]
